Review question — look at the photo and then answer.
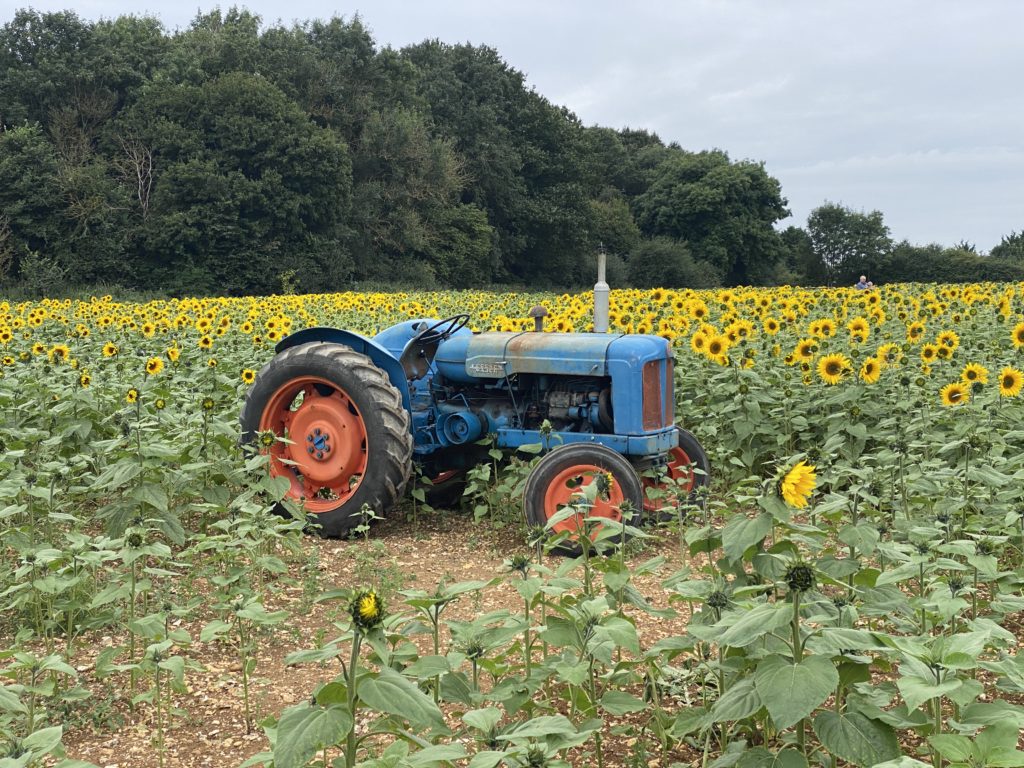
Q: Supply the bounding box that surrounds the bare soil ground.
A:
[59,512,700,768]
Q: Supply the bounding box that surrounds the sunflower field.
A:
[2,283,1024,768]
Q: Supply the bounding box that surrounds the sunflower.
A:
[166,347,180,363]
[939,381,969,407]
[860,357,882,384]
[817,353,851,386]
[241,369,256,385]
[705,334,730,359]
[49,344,70,363]
[126,388,139,404]
[1012,322,1024,349]
[78,372,91,388]
[847,317,869,340]
[936,330,959,350]
[960,363,988,385]
[780,461,817,509]
[102,342,119,357]
[876,343,900,367]
[794,338,817,362]
[350,589,385,631]
[999,367,1023,398]
[920,344,939,363]
[198,335,213,350]
[201,396,215,411]
[145,357,164,376]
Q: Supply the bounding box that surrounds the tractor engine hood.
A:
[434,331,670,383]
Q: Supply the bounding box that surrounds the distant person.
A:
[855,276,868,290]
[866,280,875,289]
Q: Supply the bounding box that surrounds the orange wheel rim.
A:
[542,464,624,537]
[642,446,695,512]
[258,376,368,513]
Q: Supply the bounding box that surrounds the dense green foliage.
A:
[2,8,1021,295]
[0,8,801,293]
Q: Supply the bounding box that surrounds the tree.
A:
[991,231,1024,262]
[0,10,96,128]
[631,150,789,285]
[122,72,352,293]
[402,41,595,284]
[347,107,485,283]
[0,126,66,278]
[779,226,826,285]
[588,193,641,261]
[806,202,892,286]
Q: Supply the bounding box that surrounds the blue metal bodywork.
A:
[277,320,678,467]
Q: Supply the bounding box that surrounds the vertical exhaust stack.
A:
[593,245,610,333]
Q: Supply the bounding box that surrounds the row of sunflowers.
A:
[3,283,1024,409]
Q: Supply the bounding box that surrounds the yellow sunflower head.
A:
[999,367,1023,398]
[960,363,988,385]
[1012,322,1024,349]
[939,381,969,407]
[49,344,70,363]
[706,335,730,358]
[860,357,881,384]
[145,357,164,376]
[350,589,385,631]
[817,353,851,386]
[937,330,959,349]
[779,460,817,509]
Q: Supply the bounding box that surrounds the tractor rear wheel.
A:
[639,428,710,520]
[240,342,413,537]
[523,444,643,556]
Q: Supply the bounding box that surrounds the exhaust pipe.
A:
[593,245,610,333]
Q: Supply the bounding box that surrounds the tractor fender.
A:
[275,327,412,415]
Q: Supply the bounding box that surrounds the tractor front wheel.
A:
[240,342,413,537]
[639,428,710,519]
[523,444,643,556]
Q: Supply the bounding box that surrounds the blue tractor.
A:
[240,313,709,545]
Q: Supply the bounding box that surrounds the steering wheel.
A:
[416,314,471,345]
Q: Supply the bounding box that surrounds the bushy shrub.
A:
[837,242,1024,286]
[627,237,721,288]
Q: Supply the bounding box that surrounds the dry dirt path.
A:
[62,513,697,768]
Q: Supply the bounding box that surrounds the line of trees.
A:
[1,8,1021,295]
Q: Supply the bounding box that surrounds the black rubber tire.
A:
[678,428,711,491]
[424,470,468,509]
[523,443,643,556]
[240,342,413,537]
[637,428,711,523]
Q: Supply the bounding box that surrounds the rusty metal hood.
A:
[460,331,668,378]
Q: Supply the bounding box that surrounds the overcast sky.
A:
[8,0,1024,251]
